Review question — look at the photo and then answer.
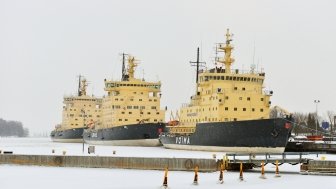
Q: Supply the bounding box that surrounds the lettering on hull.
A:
[175,136,190,145]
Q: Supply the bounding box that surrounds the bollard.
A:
[193,165,199,185]
[219,163,224,184]
[275,160,281,177]
[212,154,216,159]
[52,149,55,154]
[62,151,66,156]
[162,166,168,188]
[259,161,266,179]
[239,162,244,181]
[113,150,116,155]
[223,155,229,170]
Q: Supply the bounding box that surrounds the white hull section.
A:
[51,138,83,143]
[85,139,162,147]
[162,144,285,154]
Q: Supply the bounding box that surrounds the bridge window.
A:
[247,97,250,101]
[234,107,237,111]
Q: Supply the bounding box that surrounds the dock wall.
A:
[301,160,336,175]
[0,154,217,172]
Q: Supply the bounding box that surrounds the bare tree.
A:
[327,111,335,134]
[292,112,309,135]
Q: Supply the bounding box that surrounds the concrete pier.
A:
[0,154,217,172]
[301,160,336,175]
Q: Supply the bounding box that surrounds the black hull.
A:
[285,141,336,154]
[159,118,293,154]
[50,128,84,143]
[83,123,166,146]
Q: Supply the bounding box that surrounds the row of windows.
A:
[124,106,157,110]
[114,98,158,102]
[110,105,150,110]
[66,108,101,112]
[106,83,161,89]
[225,107,264,112]
[181,117,227,122]
[64,98,98,102]
[202,96,264,103]
[68,114,100,118]
[217,87,249,92]
[120,111,160,115]
[184,107,264,113]
[201,75,263,83]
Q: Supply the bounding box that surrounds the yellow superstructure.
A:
[59,77,102,131]
[99,55,165,128]
[177,29,271,130]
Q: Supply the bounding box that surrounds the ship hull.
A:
[50,128,84,143]
[159,118,292,154]
[83,123,165,146]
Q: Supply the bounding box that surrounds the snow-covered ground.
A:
[1,137,336,189]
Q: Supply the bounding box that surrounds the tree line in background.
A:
[0,118,29,137]
[270,108,336,136]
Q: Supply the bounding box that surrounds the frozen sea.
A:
[0,137,336,189]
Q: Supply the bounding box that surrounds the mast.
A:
[80,78,88,96]
[78,75,82,96]
[190,47,206,84]
[121,53,127,81]
[127,55,138,79]
[217,29,235,73]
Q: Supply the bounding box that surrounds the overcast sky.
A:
[1,0,335,135]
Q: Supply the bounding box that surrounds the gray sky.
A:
[1,0,335,135]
